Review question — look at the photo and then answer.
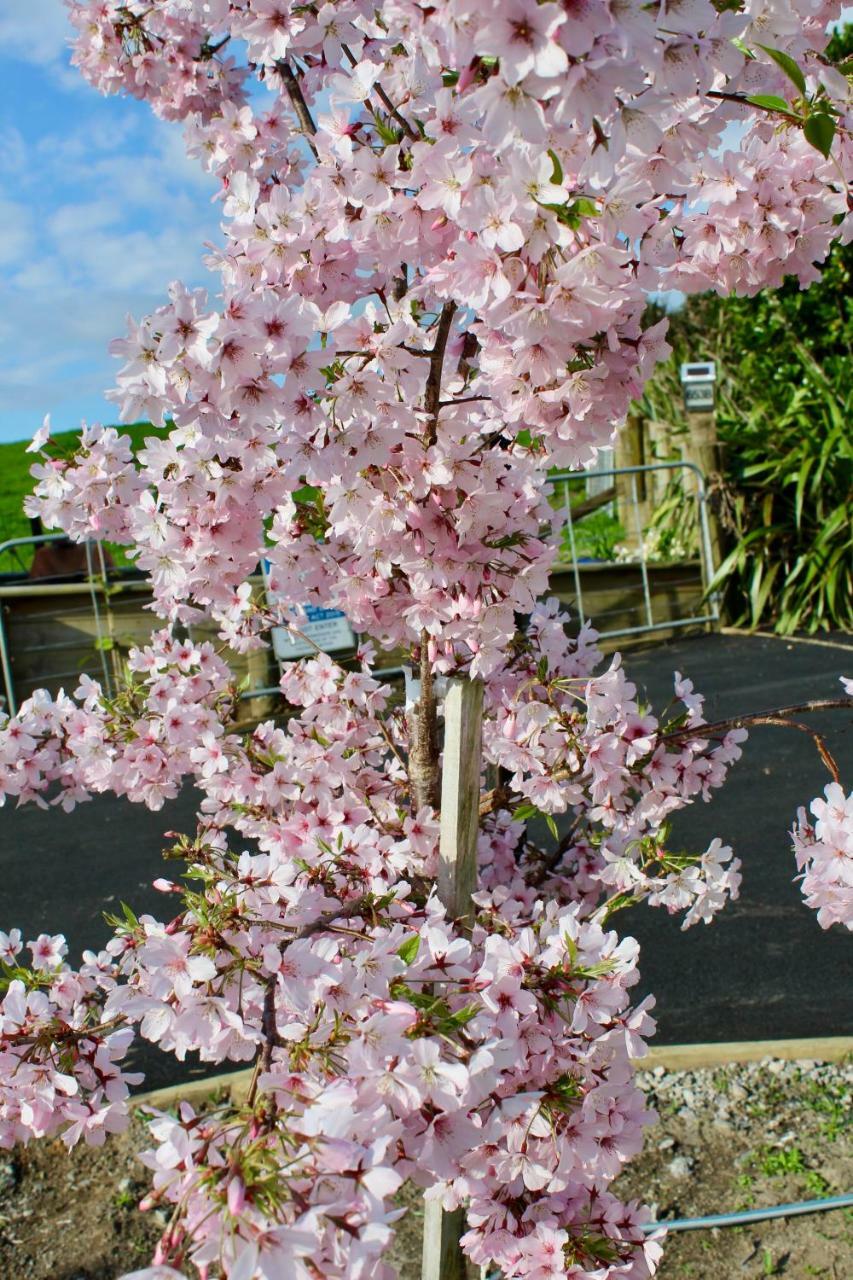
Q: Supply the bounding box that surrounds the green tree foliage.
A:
[643,238,852,634]
[640,30,853,635]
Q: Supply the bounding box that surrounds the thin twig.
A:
[340,42,419,140]
[706,90,802,122]
[245,897,374,1107]
[438,395,491,407]
[372,82,420,140]
[478,785,511,818]
[196,34,231,61]
[663,698,851,737]
[377,717,408,770]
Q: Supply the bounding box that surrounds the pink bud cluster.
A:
[480,603,746,927]
[0,631,236,810]
[114,898,662,1280]
[0,620,743,1277]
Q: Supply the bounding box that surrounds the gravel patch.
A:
[614,1056,852,1279]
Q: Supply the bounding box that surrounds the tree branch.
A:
[277,60,320,159]
[246,896,374,1106]
[424,302,457,447]
[438,395,491,408]
[478,785,511,818]
[409,630,441,812]
[372,81,420,140]
[663,697,852,785]
[341,42,419,140]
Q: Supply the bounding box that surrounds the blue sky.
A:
[0,1,221,444]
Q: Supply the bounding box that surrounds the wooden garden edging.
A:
[130,1037,853,1114]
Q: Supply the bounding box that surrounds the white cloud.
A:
[0,77,222,438]
[55,225,210,292]
[0,286,166,413]
[0,125,28,174]
[0,199,34,266]
[47,199,123,239]
[0,4,224,440]
[0,1,71,69]
[152,121,220,192]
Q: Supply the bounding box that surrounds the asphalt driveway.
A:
[1,629,850,1087]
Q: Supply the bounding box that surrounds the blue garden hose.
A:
[484,1193,853,1276]
[640,1192,853,1233]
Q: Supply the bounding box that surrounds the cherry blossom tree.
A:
[1,3,852,1279]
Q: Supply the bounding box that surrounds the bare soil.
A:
[1,1057,849,1280]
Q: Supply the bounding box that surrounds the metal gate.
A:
[1,461,719,715]
[0,533,116,717]
[547,459,720,641]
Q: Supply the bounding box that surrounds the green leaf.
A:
[541,201,577,227]
[104,901,140,933]
[540,196,599,229]
[447,1003,479,1027]
[293,483,323,506]
[572,196,599,219]
[545,813,559,839]
[397,934,420,965]
[745,93,794,114]
[547,148,563,186]
[512,802,540,823]
[757,44,807,96]
[751,560,781,626]
[372,113,403,145]
[803,112,836,158]
[94,635,115,652]
[794,456,814,528]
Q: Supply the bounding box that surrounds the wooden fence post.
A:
[421,676,484,1280]
[682,408,725,579]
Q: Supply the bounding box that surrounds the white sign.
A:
[679,360,716,412]
[263,560,357,660]
[271,604,356,661]
[683,382,715,411]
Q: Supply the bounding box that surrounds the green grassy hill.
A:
[0,423,166,573]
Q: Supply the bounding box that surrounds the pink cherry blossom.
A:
[2,2,850,1276]
[792,782,853,930]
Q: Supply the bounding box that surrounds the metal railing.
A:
[0,533,117,717]
[0,464,718,715]
[0,534,398,718]
[547,459,720,641]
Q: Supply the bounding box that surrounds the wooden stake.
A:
[421,1206,469,1280]
[436,678,484,927]
[421,677,484,1280]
